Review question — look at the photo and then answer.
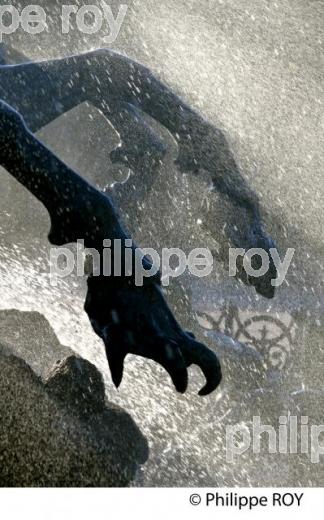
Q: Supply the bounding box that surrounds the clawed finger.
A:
[155,341,188,394]
[106,346,127,389]
[182,336,222,396]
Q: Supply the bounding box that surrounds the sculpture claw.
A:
[106,346,126,389]
[85,276,222,395]
[182,334,222,396]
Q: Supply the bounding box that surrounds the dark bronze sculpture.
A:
[0,49,277,395]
